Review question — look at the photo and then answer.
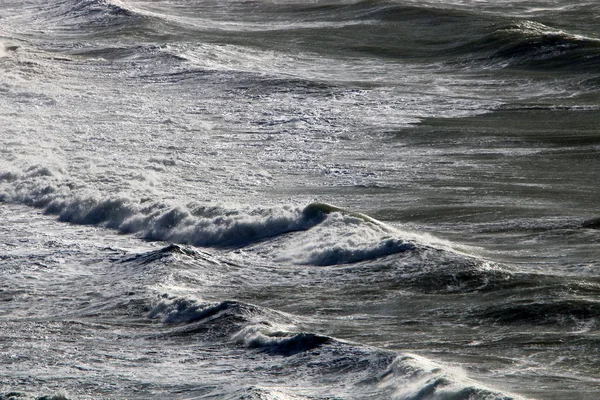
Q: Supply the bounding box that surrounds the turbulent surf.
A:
[1,0,599,399]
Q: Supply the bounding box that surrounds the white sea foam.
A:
[1,161,488,272]
[381,354,524,400]
[1,0,596,398]
[0,163,327,248]
[272,211,418,265]
[149,296,524,399]
[148,295,211,324]
[149,296,294,326]
[0,162,434,264]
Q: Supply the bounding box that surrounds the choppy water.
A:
[1,1,599,399]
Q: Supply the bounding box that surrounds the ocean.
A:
[1,0,599,399]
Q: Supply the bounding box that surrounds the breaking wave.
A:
[457,20,600,71]
[0,164,332,248]
[18,0,600,78]
[0,163,441,268]
[37,0,141,34]
[148,295,524,399]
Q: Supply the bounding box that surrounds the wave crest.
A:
[0,164,330,248]
[308,238,416,266]
[460,20,600,71]
[381,354,521,400]
[69,0,134,17]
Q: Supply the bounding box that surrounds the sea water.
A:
[1,1,599,399]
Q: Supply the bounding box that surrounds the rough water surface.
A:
[1,0,599,399]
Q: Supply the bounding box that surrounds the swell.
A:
[38,0,142,33]
[0,164,425,264]
[25,0,185,47]
[147,294,524,399]
[0,161,561,284]
[342,13,600,73]
[116,241,600,335]
[479,299,600,326]
[453,20,600,71]
[148,296,333,356]
[0,185,326,249]
[68,0,134,18]
[254,2,600,73]
[23,0,600,75]
[471,274,600,328]
[299,3,600,73]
